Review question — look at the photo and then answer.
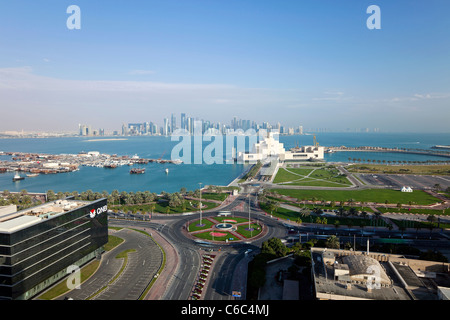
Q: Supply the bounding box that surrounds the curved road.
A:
[105,186,287,300]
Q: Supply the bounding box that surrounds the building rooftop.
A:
[311,247,450,300]
[0,199,90,233]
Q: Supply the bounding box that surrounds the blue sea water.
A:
[0,132,449,194]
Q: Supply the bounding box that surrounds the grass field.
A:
[273,166,352,187]
[213,216,250,223]
[271,188,440,205]
[188,219,215,232]
[347,164,450,175]
[236,223,262,238]
[200,192,230,201]
[193,230,238,241]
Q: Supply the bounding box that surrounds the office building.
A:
[0,198,108,300]
[180,113,186,130]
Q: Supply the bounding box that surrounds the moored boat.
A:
[130,168,145,174]
[26,173,39,177]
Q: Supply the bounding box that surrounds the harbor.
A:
[1,133,449,195]
[0,150,182,177]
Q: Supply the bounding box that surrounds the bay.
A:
[0,132,449,194]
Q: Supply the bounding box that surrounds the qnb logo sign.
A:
[89,205,108,218]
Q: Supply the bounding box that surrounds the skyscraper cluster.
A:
[79,124,104,136]
[87,114,304,136]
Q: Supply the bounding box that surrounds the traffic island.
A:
[185,215,265,243]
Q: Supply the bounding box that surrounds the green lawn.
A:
[273,168,314,183]
[188,219,215,232]
[259,202,388,227]
[271,188,439,205]
[193,230,239,241]
[200,192,229,201]
[213,216,250,224]
[259,202,306,221]
[273,167,352,187]
[236,223,263,238]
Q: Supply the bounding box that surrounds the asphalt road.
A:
[68,183,450,301]
[62,226,163,300]
[104,187,288,300]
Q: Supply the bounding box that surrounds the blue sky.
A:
[0,0,449,132]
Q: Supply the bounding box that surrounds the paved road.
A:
[62,186,450,301]
[62,227,163,300]
[93,228,163,300]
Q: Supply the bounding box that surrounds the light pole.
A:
[248,194,251,233]
[199,182,203,226]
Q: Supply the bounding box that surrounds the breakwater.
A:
[326,146,450,159]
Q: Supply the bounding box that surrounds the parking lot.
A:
[357,173,450,190]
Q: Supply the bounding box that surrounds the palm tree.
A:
[337,206,346,217]
[427,215,438,237]
[269,200,280,215]
[326,235,340,249]
[334,220,340,235]
[149,203,156,217]
[348,207,357,217]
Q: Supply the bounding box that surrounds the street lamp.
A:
[199,182,203,225]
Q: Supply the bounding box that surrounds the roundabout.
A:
[184,214,267,243]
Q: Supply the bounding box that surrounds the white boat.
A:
[13,173,24,181]
[26,173,39,177]
[165,168,169,174]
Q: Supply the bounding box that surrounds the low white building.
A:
[401,186,413,192]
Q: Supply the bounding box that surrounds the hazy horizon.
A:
[1,1,449,133]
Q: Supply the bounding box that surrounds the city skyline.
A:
[80,113,307,137]
[1,1,449,133]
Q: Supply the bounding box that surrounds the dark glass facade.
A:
[0,198,108,299]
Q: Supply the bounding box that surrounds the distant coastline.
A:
[84,138,128,142]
